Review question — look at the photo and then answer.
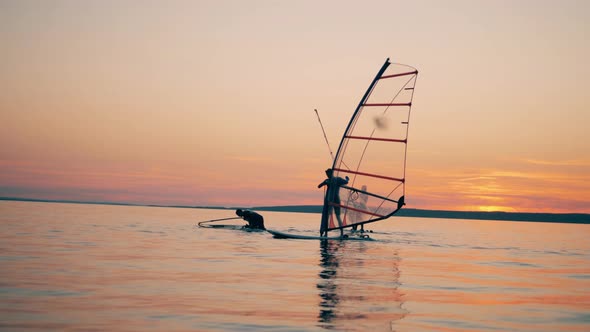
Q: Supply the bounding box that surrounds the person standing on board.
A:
[235,209,266,230]
[352,185,368,232]
[318,168,349,236]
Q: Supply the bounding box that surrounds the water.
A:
[0,201,588,331]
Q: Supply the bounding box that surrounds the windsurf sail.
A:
[321,58,418,234]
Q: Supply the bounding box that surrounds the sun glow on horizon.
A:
[474,206,517,213]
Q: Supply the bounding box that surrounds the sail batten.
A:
[362,103,411,107]
[321,58,418,233]
[333,168,405,182]
[344,135,407,143]
[380,70,418,79]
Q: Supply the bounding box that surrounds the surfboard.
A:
[266,229,374,241]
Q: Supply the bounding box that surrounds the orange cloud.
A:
[406,159,590,213]
[522,158,590,167]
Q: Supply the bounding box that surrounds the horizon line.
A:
[1,196,588,217]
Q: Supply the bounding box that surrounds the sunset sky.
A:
[1,0,589,213]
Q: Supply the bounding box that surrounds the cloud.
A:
[521,158,590,167]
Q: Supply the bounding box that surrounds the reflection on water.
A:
[316,239,407,330]
[317,240,341,326]
[1,201,589,332]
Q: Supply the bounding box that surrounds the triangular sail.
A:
[322,58,418,233]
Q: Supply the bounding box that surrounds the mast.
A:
[331,59,391,170]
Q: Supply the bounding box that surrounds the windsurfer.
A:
[235,209,266,230]
[318,168,349,236]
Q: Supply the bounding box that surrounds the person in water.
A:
[235,209,266,230]
[318,168,349,236]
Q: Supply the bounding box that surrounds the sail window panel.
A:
[335,193,401,224]
[337,186,403,226]
[334,141,406,219]
[368,72,416,106]
[368,82,415,105]
[352,105,410,141]
[337,138,406,181]
[339,173,404,203]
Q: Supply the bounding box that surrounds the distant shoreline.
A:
[1,197,589,224]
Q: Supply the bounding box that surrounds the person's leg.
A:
[320,203,330,236]
[334,205,344,237]
[334,206,343,228]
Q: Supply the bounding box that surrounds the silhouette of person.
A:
[351,185,368,232]
[318,168,349,236]
[235,209,266,230]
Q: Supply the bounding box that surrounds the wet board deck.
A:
[266,229,374,241]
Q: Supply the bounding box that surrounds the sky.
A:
[1,0,589,213]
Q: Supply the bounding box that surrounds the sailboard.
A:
[269,58,418,240]
[267,229,373,241]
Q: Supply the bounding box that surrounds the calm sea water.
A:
[0,201,589,332]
